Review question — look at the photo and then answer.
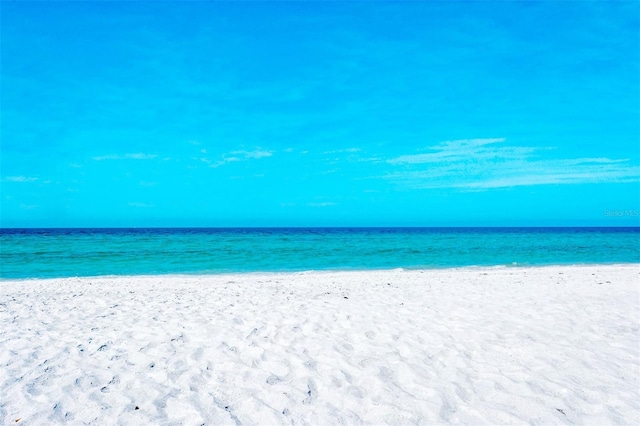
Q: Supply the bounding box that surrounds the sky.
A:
[1,0,639,227]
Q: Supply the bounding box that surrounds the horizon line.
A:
[1,225,638,230]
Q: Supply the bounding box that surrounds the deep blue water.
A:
[1,227,638,279]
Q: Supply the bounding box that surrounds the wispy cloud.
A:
[127,153,157,160]
[321,169,338,175]
[324,147,361,154]
[128,202,154,208]
[208,148,273,168]
[385,138,640,189]
[388,138,513,164]
[207,157,239,168]
[230,149,273,159]
[307,202,337,207]
[5,176,38,182]
[93,153,157,161]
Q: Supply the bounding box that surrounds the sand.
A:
[1,265,639,425]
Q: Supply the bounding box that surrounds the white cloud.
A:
[358,157,383,163]
[384,138,640,189]
[307,202,337,207]
[230,149,273,159]
[92,155,120,161]
[324,147,361,154]
[209,149,273,168]
[128,202,154,208]
[92,153,157,161]
[6,176,38,182]
[126,153,157,160]
[209,157,241,168]
[388,138,511,164]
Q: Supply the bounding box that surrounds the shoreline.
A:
[3,261,640,282]
[2,265,639,424]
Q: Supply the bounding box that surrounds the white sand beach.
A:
[1,265,639,425]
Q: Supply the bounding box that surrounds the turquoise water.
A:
[1,227,638,279]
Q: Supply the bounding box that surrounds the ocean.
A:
[1,227,638,279]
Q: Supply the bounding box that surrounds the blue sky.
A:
[1,1,639,227]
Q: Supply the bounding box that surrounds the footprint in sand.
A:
[302,379,317,405]
[347,386,364,398]
[266,375,283,385]
[191,347,204,361]
[304,359,317,371]
[378,366,395,382]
